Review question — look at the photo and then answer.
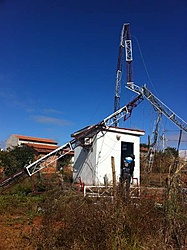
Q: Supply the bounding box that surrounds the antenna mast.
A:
[114,23,134,126]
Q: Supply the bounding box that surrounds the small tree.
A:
[149,147,178,173]
[0,145,35,176]
[164,147,178,158]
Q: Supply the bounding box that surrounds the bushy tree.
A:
[152,147,178,173]
[164,147,178,158]
[140,143,149,149]
[0,145,35,176]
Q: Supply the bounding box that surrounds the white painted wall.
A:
[73,127,144,186]
[95,130,141,185]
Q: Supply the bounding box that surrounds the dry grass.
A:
[30,183,186,250]
[0,160,187,249]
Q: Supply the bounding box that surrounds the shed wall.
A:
[73,129,142,186]
[73,139,97,184]
[95,130,140,185]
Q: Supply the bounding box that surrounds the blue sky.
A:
[0,0,187,149]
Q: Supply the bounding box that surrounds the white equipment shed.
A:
[72,126,145,186]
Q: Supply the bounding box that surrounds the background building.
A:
[6,134,58,150]
[6,134,59,173]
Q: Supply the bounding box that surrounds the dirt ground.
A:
[0,214,42,250]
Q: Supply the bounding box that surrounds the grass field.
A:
[0,169,187,250]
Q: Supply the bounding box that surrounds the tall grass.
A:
[0,160,186,249]
[30,182,187,249]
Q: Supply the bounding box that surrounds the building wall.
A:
[18,140,56,147]
[38,155,58,174]
[6,135,19,149]
[6,135,57,150]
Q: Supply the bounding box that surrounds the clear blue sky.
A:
[0,0,187,149]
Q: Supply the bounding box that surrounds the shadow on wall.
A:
[73,148,96,185]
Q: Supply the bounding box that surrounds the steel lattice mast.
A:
[114,23,134,126]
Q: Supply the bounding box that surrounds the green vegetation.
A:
[0,145,35,177]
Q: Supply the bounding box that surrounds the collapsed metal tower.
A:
[1,23,187,190]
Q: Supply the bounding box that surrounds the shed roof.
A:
[105,126,145,136]
[71,124,145,139]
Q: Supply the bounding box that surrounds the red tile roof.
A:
[26,143,74,155]
[26,143,58,154]
[26,143,58,150]
[14,134,57,144]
